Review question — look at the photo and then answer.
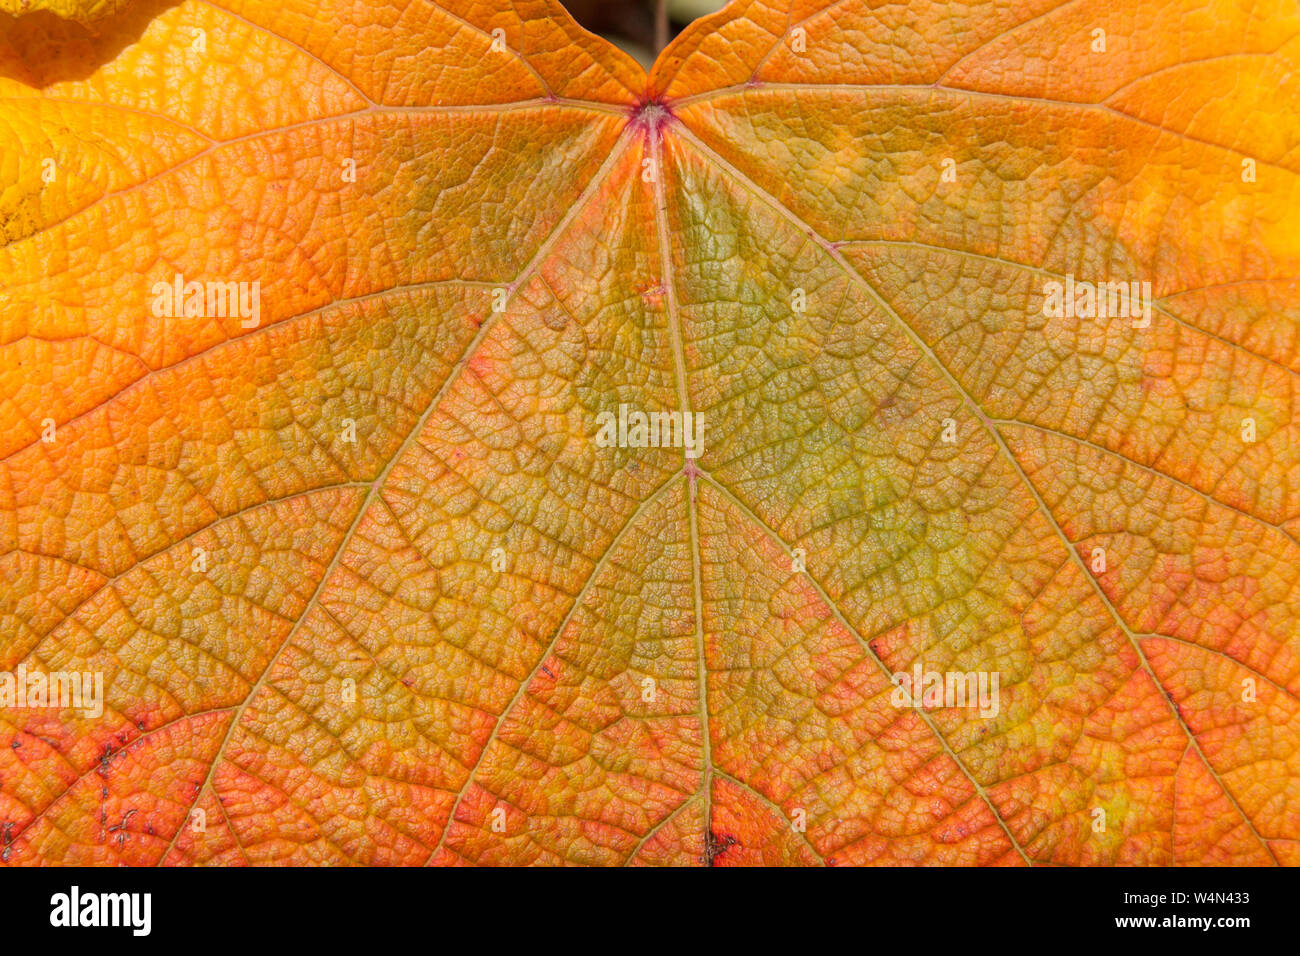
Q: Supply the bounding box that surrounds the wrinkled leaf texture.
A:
[1,0,1299,866]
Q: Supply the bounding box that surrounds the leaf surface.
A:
[0,0,132,23]
[1,0,1298,866]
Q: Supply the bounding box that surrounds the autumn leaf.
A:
[1,0,1298,867]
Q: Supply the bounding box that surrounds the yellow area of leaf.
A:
[0,0,132,23]
[1,0,1298,866]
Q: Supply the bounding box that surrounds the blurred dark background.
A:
[561,0,727,66]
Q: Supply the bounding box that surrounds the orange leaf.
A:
[1,0,1297,867]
